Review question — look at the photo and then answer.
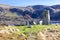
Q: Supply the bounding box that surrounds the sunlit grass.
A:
[11,24,60,36]
[0,24,60,40]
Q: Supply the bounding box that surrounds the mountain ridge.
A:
[0,4,60,20]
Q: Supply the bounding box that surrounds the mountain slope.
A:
[0,4,60,20]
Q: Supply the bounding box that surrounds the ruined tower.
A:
[42,10,50,25]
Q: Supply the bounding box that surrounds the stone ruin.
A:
[42,10,50,25]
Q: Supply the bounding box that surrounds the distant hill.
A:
[0,4,60,21]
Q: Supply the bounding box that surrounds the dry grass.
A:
[0,25,60,40]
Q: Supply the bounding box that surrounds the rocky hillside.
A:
[0,4,60,20]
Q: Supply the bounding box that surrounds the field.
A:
[0,24,60,40]
[12,25,59,34]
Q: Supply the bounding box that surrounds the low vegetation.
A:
[0,24,60,40]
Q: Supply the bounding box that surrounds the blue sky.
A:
[0,0,60,6]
